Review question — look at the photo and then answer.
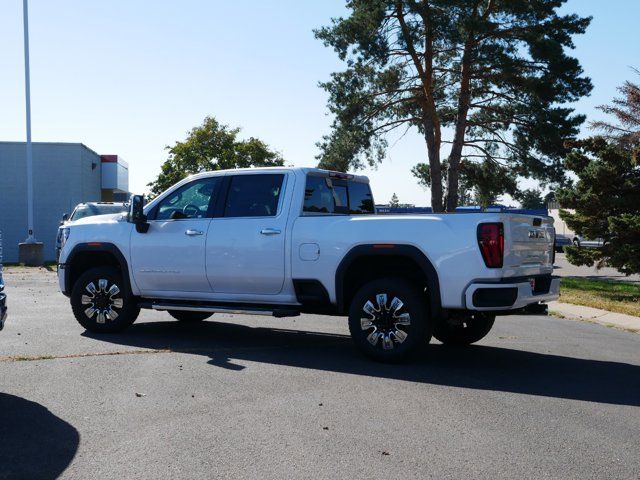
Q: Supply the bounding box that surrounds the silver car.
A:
[55,202,128,259]
[572,235,604,248]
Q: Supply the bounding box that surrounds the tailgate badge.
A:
[528,230,544,239]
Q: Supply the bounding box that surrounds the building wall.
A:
[0,142,102,262]
[548,208,576,237]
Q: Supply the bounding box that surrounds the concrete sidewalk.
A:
[548,301,640,333]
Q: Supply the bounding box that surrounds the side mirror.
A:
[128,195,149,233]
[62,213,69,222]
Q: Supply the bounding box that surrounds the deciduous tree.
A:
[148,117,283,196]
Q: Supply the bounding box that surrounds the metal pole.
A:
[23,0,36,243]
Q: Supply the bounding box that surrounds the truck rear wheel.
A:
[348,277,431,362]
[168,311,213,322]
[71,267,139,333]
[433,312,495,346]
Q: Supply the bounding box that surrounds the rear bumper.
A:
[0,291,7,330]
[465,275,560,311]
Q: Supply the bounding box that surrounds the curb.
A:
[548,301,640,333]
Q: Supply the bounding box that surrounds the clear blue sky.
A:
[1,0,638,206]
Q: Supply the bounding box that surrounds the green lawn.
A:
[560,277,640,317]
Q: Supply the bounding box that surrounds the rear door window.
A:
[224,174,284,217]
[303,175,374,215]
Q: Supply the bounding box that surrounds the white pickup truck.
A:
[57,167,559,361]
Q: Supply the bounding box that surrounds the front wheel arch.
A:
[65,243,133,297]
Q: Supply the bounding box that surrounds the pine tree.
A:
[315,0,591,211]
[557,75,640,274]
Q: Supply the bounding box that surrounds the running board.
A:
[142,301,300,318]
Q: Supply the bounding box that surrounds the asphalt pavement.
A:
[1,268,639,479]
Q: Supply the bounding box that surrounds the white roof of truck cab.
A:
[185,167,370,183]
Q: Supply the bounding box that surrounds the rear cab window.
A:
[303,173,374,215]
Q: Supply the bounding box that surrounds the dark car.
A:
[555,234,572,252]
[55,202,128,259]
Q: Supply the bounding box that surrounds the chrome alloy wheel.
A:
[360,293,411,350]
[81,279,123,324]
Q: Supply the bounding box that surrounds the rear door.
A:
[206,173,289,295]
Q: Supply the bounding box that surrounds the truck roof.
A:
[186,167,370,183]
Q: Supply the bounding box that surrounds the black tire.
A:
[433,312,495,346]
[168,311,213,322]
[71,266,139,333]
[348,277,431,362]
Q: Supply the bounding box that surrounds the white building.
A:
[0,142,129,262]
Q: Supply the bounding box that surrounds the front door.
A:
[206,173,288,295]
[130,177,221,294]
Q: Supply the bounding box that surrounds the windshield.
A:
[70,204,128,221]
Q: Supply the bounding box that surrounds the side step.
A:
[141,301,300,318]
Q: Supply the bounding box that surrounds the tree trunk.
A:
[424,123,443,212]
[395,2,443,211]
[446,37,474,212]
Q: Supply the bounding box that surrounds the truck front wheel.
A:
[71,267,140,333]
[433,312,495,346]
[348,277,431,362]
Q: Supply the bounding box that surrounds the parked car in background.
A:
[555,234,571,252]
[572,235,604,248]
[56,202,128,259]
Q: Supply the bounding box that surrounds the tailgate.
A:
[503,214,555,277]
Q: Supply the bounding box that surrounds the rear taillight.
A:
[477,222,504,268]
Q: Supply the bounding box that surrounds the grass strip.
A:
[560,277,640,317]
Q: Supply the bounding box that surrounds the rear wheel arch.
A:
[65,243,133,296]
[335,244,441,318]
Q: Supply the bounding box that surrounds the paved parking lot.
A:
[1,268,639,479]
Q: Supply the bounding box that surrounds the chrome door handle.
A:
[260,228,281,236]
[185,229,204,236]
